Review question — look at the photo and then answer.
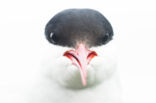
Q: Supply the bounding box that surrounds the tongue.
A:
[63,44,97,86]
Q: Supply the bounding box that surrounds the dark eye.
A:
[102,33,111,44]
[49,32,58,44]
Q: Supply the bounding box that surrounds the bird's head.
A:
[44,9,113,88]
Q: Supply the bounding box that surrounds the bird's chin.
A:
[56,63,101,90]
[44,55,116,90]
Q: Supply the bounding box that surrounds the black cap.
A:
[45,9,113,48]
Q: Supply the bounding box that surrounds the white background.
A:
[0,0,156,103]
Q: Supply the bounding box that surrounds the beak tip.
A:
[82,81,87,86]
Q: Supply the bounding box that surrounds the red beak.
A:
[63,44,97,86]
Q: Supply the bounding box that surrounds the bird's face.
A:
[44,9,113,88]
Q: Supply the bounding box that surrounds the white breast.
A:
[24,45,122,103]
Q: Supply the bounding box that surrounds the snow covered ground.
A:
[0,0,156,103]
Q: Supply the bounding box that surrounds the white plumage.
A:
[23,45,122,103]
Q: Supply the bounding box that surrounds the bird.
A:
[27,9,122,103]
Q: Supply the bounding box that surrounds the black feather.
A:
[45,9,113,48]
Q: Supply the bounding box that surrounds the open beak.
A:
[63,44,97,86]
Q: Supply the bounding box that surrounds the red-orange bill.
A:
[63,44,97,86]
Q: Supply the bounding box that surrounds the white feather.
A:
[22,45,122,103]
